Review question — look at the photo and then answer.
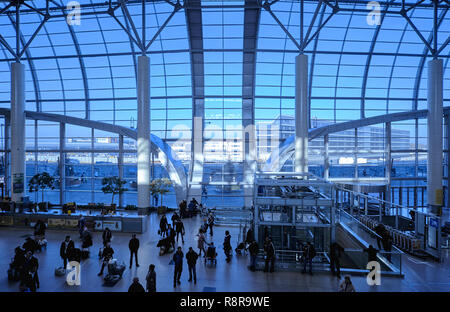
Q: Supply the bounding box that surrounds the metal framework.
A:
[0,0,448,207]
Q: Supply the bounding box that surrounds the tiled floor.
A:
[0,212,449,292]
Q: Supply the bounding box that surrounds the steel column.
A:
[427,59,443,215]
[294,54,309,174]
[10,62,26,202]
[137,55,151,209]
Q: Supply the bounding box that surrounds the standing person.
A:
[175,219,185,244]
[179,200,187,219]
[60,236,75,269]
[248,240,259,271]
[186,247,199,284]
[20,251,39,291]
[363,245,379,263]
[159,214,168,237]
[128,277,145,292]
[207,212,215,236]
[172,247,184,288]
[22,266,40,292]
[146,264,156,292]
[102,227,112,247]
[302,242,316,275]
[128,234,140,269]
[171,212,180,224]
[34,219,46,237]
[168,224,176,250]
[98,242,114,276]
[330,242,344,279]
[374,224,386,250]
[223,230,232,263]
[383,236,393,262]
[263,237,275,273]
[197,229,207,257]
[339,275,356,292]
[77,216,86,238]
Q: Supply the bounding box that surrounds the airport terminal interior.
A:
[0,0,449,292]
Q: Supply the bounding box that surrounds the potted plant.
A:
[28,172,55,212]
[101,176,128,212]
[150,178,172,214]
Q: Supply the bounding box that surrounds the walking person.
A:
[102,227,112,247]
[173,247,184,288]
[128,234,140,269]
[263,237,275,273]
[186,247,199,284]
[175,219,185,244]
[159,214,168,237]
[20,251,39,292]
[171,212,181,224]
[302,242,316,275]
[60,235,75,269]
[197,229,207,257]
[330,242,344,279]
[363,245,379,263]
[128,277,145,292]
[223,230,232,263]
[339,275,356,292]
[207,212,215,236]
[98,242,114,276]
[168,224,176,250]
[146,264,156,292]
[248,240,259,271]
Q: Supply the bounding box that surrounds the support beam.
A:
[119,134,124,208]
[242,0,260,208]
[185,0,204,203]
[10,62,26,202]
[324,134,329,180]
[427,59,443,215]
[137,55,151,209]
[386,122,392,210]
[294,54,309,174]
[59,123,66,205]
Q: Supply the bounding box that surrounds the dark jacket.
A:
[128,281,145,293]
[186,250,199,266]
[264,242,275,259]
[249,241,259,256]
[102,230,112,244]
[364,246,378,262]
[22,239,38,253]
[171,214,180,224]
[146,270,156,292]
[102,246,114,261]
[303,244,316,260]
[81,231,93,248]
[60,240,75,258]
[129,238,140,251]
[34,221,46,236]
[175,221,185,233]
[330,242,344,260]
[223,234,231,250]
[172,251,184,267]
[160,216,168,230]
[22,270,39,292]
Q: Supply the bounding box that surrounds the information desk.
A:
[0,209,147,234]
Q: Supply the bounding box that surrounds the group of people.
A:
[9,239,41,292]
[157,212,186,254]
[179,198,201,218]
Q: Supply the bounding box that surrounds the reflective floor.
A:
[0,213,449,292]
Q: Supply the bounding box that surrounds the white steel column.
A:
[324,134,329,180]
[118,134,124,208]
[294,54,309,174]
[137,55,151,209]
[427,59,443,214]
[11,62,26,202]
[59,123,66,205]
